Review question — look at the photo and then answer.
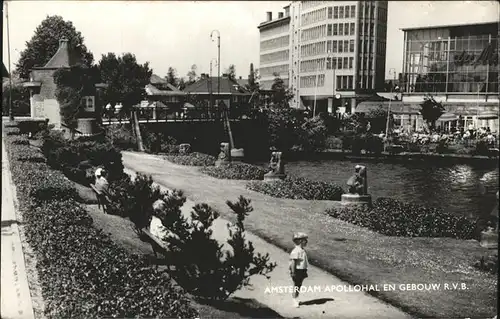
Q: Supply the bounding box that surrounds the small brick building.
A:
[24,38,103,133]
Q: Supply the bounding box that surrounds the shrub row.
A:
[165,152,216,166]
[3,133,199,318]
[325,197,480,239]
[199,162,267,180]
[247,176,344,200]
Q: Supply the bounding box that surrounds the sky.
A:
[2,1,499,80]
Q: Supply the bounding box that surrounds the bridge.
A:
[100,105,259,125]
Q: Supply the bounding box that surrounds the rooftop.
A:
[401,21,498,31]
[257,15,290,29]
[183,76,250,95]
[41,38,83,69]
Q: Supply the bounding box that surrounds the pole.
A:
[6,1,14,121]
[384,69,397,152]
[313,60,320,117]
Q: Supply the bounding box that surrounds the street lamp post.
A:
[210,30,221,107]
[313,60,321,117]
[6,1,14,121]
[327,50,335,115]
[384,68,398,152]
[209,58,218,110]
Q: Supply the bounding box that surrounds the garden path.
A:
[122,151,413,319]
[1,137,35,319]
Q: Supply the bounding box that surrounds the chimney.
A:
[278,12,284,18]
[266,12,272,21]
[59,37,69,49]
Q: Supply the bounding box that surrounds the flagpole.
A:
[6,1,14,121]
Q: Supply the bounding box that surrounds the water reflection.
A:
[275,160,499,219]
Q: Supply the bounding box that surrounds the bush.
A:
[200,163,267,180]
[325,136,342,150]
[166,152,216,166]
[17,119,49,136]
[104,124,136,150]
[156,193,276,300]
[247,176,344,200]
[107,174,163,232]
[325,197,480,239]
[5,127,21,135]
[3,135,198,318]
[10,136,29,145]
[298,116,328,152]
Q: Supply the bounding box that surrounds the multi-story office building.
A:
[400,21,499,132]
[258,1,388,113]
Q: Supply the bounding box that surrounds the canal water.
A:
[264,159,499,219]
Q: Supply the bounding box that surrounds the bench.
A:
[140,228,172,270]
[90,184,110,214]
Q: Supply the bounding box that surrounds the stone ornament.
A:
[264,151,286,181]
[346,165,368,195]
[215,142,230,167]
[179,143,191,155]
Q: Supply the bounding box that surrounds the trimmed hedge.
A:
[325,197,480,239]
[199,163,267,180]
[165,152,216,167]
[4,134,198,318]
[247,176,344,200]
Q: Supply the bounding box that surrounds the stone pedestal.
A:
[231,148,245,162]
[341,194,372,206]
[263,172,286,182]
[480,229,498,249]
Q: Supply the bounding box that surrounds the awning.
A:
[437,112,459,122]
[477,111,499,120]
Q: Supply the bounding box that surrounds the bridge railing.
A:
[100,105,257,125]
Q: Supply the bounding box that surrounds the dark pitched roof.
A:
[145,84,185,96]
[43,38,83,68]
[183,76,250,95]
[150,74,167,84]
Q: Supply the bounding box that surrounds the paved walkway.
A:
[1,138,35,319]
[123,152,413,319]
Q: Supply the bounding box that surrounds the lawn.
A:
[123,150,498,318]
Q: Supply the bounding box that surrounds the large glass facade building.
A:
[402,22,498,94]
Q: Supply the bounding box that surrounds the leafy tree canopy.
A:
[420,95,445,132]
[15,15,94,79]
[166,67,178,87]
[97,52,152,109]
[226,64,236,80]
[270,73,293,108]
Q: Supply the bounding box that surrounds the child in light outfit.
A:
[289,232,309,308]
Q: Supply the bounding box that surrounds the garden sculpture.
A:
[215,142,230,167]
[179,143,192,155]
[264,151,286,180]
[347,165,368,195]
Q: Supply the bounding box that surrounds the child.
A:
[289,232,309,308]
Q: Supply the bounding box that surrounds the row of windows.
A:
[336,75,354,90]
[301,24,326,42]
[326,56,355,70]
[332,5,356,19]
[406,37,497,53]
[300,58,326,72]
[301,41,326,57]
[301,1,326,10]
[359,2,376,19]
[327,39,355,53]
[359,56,374,71]
[259,64,289,77]
[358,74,374,89]
[300,74,326,88]
[328,22,356,36]
[301,7,327,26]
[260,22,289,39]
[358,22,375,36]
[260,35,290,51]
[260,50,289,64]
[359,39,375,54]
[377,6,387,21]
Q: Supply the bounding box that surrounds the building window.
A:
[338,40,343,53]
[344,40,349,52]
[328,7,332,19]
[344,23,349,35]
[327,40,332,52]
[338,57,343,69]
[343,57,348,69]
[332,40,338,52]
[345,5,350,18]
[350,5,356,17]
[339,6,344,19]
[339,23,343,35]
[334,6,338,19]
[350,23,355,36]
[349,40,355,52]
[349,57,354,69]
[336,75,342,89]
[82,96,95,112]
[333,24,338,35]
[348,76,353,89]
[327,24,332,36]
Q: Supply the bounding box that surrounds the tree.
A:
[298,116,328,152]
[178,78,187,90]
[226,64,236,80]
[166,67,178,87]
[53,65,99,130]
[15,15,94,79]
[187,64,198,85]
[97,53,152,111]
[247,63,259,92]
[270,73,293,108]
[420,95,445,132]
[2,79,30,116]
